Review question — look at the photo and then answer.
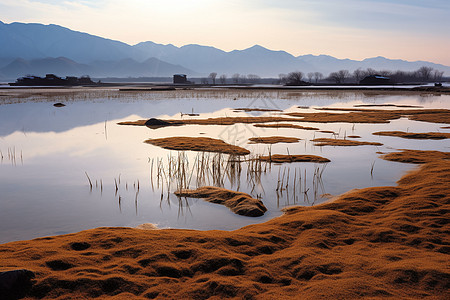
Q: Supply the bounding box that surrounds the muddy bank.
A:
[0,158,448,299]
[373,131,450,140]
[144,137,250,156]
[175,186,267,217]
[312,138,383,147]
[248,137,300,144]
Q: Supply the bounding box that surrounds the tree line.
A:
[200,66,445,85]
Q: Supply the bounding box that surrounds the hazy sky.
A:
[1,0,449,65]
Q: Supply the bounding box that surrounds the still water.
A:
[0,88,449,243]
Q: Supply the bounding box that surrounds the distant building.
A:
[9,74,95,86]
[173,74,188,84]
[360,75,391,85]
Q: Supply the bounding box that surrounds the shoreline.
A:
[1,151,448,299]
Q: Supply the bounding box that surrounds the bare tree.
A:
[307,72,314,83]
[219,74,227,84]
[417,66,434,81]
[353,68,364,83]
[247,74,261,83]
[365,68,377,76]
[378,70,392,77]
[201,78,209,84]
[433,70,444,82]
[278,73,288,84]
[329,70,350,84]
[286,71,304,85]
[232,73,240,84]
[209,72,217,85]
[313,72,323,83]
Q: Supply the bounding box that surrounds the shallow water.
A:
[0,88,449,243]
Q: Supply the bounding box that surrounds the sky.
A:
[1,0,449,65]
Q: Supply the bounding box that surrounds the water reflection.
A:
[0,89,449,243]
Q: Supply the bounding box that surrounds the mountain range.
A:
[1,20,449,80]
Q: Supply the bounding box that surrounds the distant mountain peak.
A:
[1,21,449,78]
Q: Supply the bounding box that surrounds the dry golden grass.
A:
[373,131,450,140]
[253,123,319,130]
[233,108,282,112]
[119,108,450,130]
[308,108,450,124]
[248,136,300,144]
[353,104,423,108]
[144,137,250,156]
[380,149,450,164]
[256,154,330,163]
[312,138,383,146]
[175,186,267,217]
[1,159,448,299]
[119,116,302,127]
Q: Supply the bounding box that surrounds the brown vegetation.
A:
[144,137,250,156]
[233,108,282,112]
[1,159,448,299]
[353,104,423,108]
[347,135,361,138]
[175,186,267,217]
[312,138,383,146]
[256,154,330,163]
[248,137,300,144]
[119,116,303,128]
[119,109,450,130]
[380,149,450,164]
[253,123,319,130]
[306,108,450,124]
[318,130,336,134]
[373,131,450,140]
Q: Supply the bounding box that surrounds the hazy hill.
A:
[1,20,449,79]
[0,57,195,79]
[0,21,134,63]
